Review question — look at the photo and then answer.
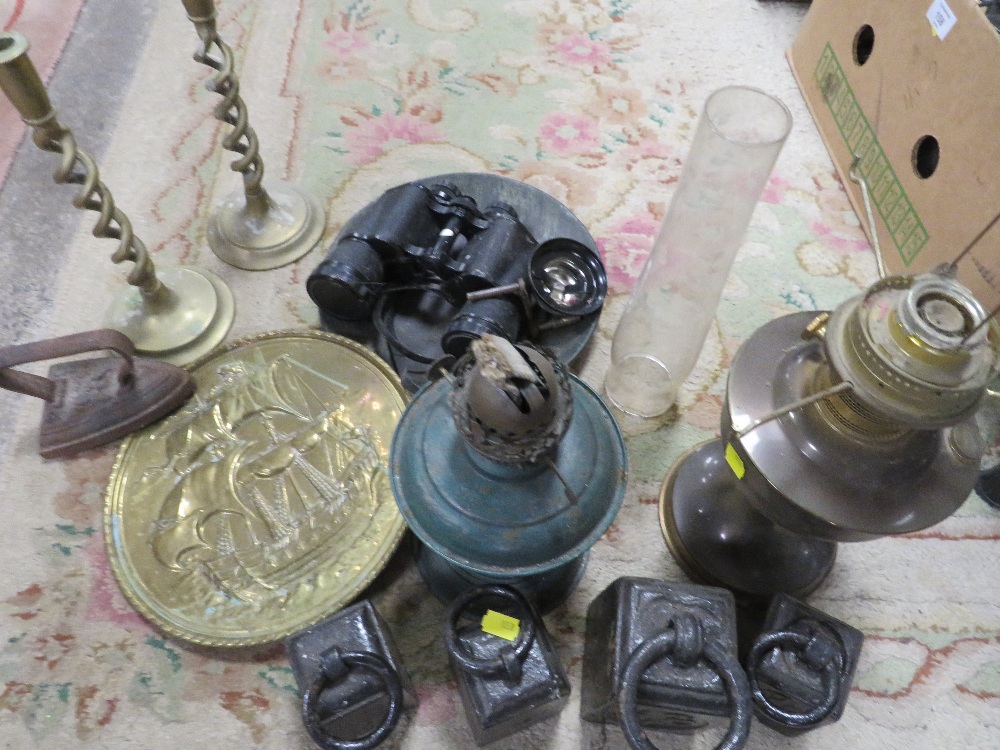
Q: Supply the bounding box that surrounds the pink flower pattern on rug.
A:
[1,1,999,748]
[342,112,442,165]
[538,111,601,155]
[552,33,612,68]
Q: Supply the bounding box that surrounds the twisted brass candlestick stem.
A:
[27,112,160,295]
[187,7,265,201]
[0,31,235,365]
[182,0,325,271]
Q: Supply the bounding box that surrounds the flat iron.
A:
[0,329,195,458]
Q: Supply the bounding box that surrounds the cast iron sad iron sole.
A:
[0,328,194,458]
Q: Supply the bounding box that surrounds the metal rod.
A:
[180,0,326,271]
[466,282,522,302]
[545,458,579,506]
[950,207,1000,270]
[733,381,854,441]
[849,154,886,279]
[537,316,578,332]
[0,32,161,296]
[182,0,267,203]
[961,298,1000,345]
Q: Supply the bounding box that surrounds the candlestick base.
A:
[207,181,325,270]
[104,266,234,365]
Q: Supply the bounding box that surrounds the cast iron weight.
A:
[744,594,863,734]
[287,601,416,750]
[0,328,194,458]
[580,577,752,750]
[443,584,570,746]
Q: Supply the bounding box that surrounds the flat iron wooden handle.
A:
[0,329,137,402]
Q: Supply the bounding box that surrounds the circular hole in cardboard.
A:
[853,25,875,66]
[912,135,940,179]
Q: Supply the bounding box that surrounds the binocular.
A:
[307,180,607,373]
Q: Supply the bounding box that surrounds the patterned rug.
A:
[1,1,998,748]
[0,0,86,188]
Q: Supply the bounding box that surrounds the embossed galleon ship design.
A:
[147,351,390,604]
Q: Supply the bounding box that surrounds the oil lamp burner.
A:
[660,269,997,598]
[390,335,626,611]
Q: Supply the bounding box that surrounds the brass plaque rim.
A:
[103,328,409,648]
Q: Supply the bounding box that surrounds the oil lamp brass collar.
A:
[824,272,995,428]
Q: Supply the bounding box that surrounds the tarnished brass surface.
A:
[104,330,408,647]
[183,1,325,270]
[207,181,326,271]
[0,30,235,365]
[0,32,52,120]
[103,266,235,365]
[0,30,160,295]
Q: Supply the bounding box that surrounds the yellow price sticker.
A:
[481,609,520,642]
[725,443,745,479]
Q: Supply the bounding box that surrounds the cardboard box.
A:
[788,0,1000,310]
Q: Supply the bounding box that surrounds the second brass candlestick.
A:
[0,32,234,366]
[182,0,325,271]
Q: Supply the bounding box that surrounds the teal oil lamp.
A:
[390,336,627,611]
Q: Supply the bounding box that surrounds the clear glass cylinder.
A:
[604,86,792,418]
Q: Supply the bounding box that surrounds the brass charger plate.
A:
[104,330,409,648]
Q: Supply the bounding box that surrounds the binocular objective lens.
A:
[306,238,385,321]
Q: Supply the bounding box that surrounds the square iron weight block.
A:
[580,576,740,732]
[748,593,864,735]
[286,601,416,745]
[446,590,570,746]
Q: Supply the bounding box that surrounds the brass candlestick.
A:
[0,32,234,366]
[182,0,325,270]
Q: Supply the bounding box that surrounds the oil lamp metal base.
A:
[391,367,626,613]
[104,266,234,366]
[413,540,587,615]
[660,272,996,603]
[659,439,836,599]
[207,181,326,270]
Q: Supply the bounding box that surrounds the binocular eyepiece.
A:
[307,180,608,376]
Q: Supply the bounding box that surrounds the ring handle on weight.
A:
[747,630,844,728]
[618,631,752,750]
[301,648,404,750]
[443,585,536,681]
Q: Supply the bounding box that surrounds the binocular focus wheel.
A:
[746,629,845,728]
[302,649,404,750]
[618,631,752,750]
[443,584,537,681]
